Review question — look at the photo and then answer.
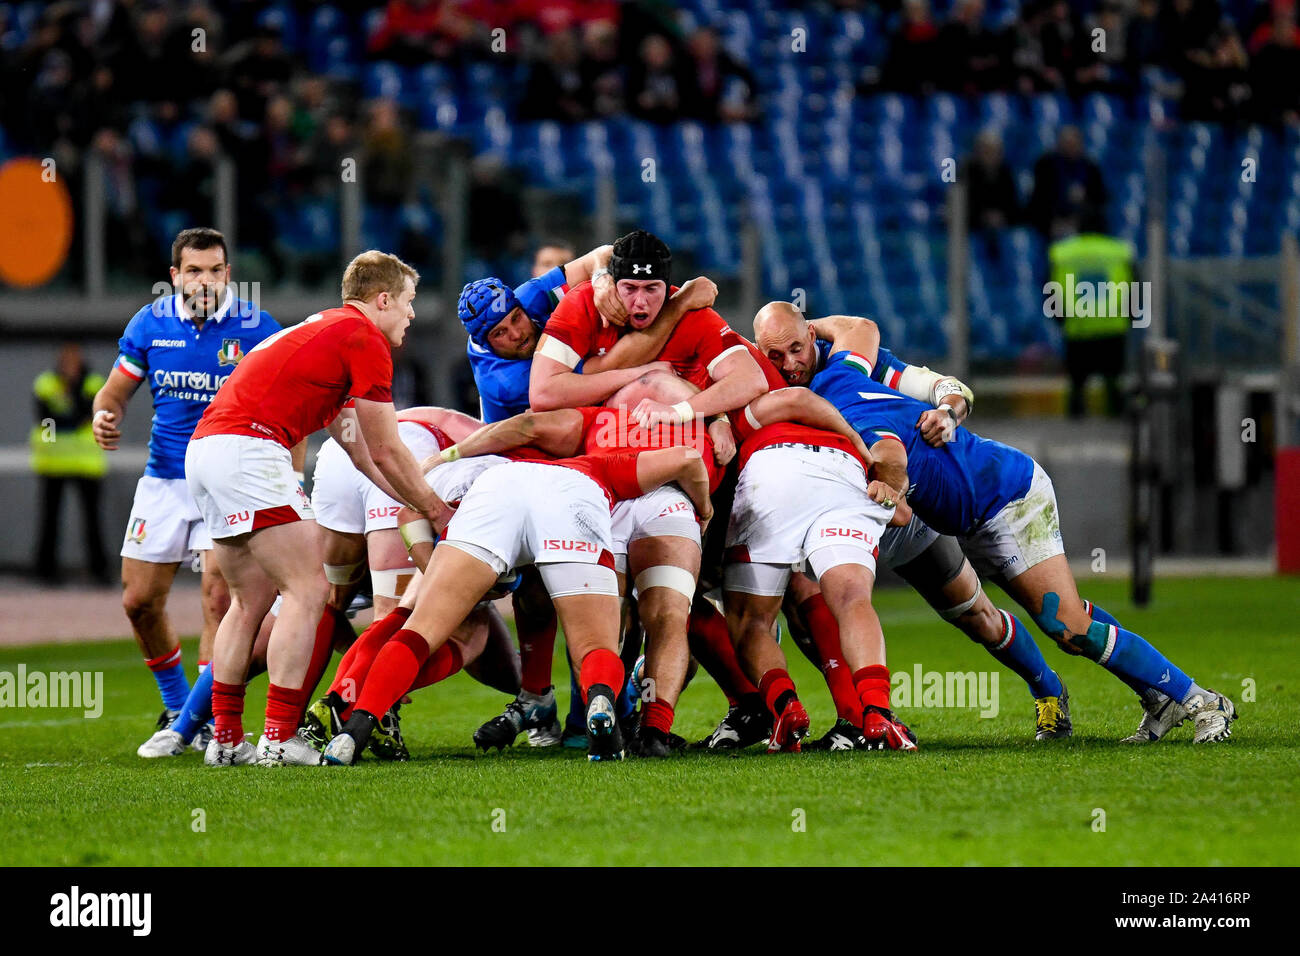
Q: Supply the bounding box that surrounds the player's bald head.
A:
[753,301,818,387]
[753,301,807,348]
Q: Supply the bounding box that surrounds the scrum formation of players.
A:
[100,226,1238,767]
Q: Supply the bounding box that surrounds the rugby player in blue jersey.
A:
[457,243,718,748]
[91,228,283,757]
[756,303,1237,744]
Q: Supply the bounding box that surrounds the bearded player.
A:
[93,227,282,758]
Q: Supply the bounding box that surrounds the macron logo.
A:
[632,264,652,275]
[50,886,151,936]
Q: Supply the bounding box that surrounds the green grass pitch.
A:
[2,576,1296,866]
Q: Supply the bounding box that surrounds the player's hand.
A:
[631,398,686,429]
[92,409,120,450]
[707,418,736,467]
[424,500,456,537]
[677,276,718,312]
[418,452,443,474]
[916,407,957,447]
[867,480,911,527]
[593,271,627,328]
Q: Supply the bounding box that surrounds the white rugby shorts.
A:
[609,484,701,574]
[960,461,1065,582]
[119,476,212,564]
[186,434,314,539]
[312,421,446,535]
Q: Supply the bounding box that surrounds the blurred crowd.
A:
[1,0,1297,285]
[874,0,1300,126]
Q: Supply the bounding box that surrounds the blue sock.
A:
[171,665,215,743]
[565,660,585,732]
[148,648,190,711]
[987,610,1063,698]
[1093,622,1194,701]
[1084,600,1152,699]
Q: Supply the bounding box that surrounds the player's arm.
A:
[868,437,909,498]
[631,347,766,428]
[810,314,881,364]
[290,440,307,478]
[562,244,613,287]
[583,277,719,373]
[529,348,667,411]
[350,400,455,529]
[868,478,913,528]
[427,408,585,468]
[635,446,713,525]
[91,368,142,451]
[742,387,874,469]
[396,406,484,444]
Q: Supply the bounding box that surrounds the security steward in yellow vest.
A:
[1048,232,1134,418]
[31,344,109,582]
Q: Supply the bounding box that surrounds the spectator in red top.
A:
[1250,5,1300,124]
[368,0,476,65]
[882,0,941,94]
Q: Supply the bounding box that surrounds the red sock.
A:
[642,699,675,734]
[799,594,863,727]
[853,665,892,712]
[331,607,411,707]
[354,629,430,719]
[301,606,350,701]
[578,648,624,704]
[211,680,246,745]
[758,668,797,718]
[687,599,757,705]
[408,641,464,691]
[517,602,558,696]
[263,683,301,742]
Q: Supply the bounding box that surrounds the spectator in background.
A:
[89,127,151,276]
[221,23,294,121]
[161,125,220,226]
[519,28,587,121]
[466,153,530,275]
[627,34,683,124]
[962,127,1021,259]
[1160,0,1222,77]
[1077,0,1135,96]
[307,114,358,196]
[1183,21,1251,124]
[937,0,1007,93]
[31,344,109,584]
[881,0,940,94]
[1028,125,1108,241]
[533,240,575,277]
[1038,0,1084,93]
[361,98,413,209]
[368,0,476,65]
[579,20,625,117]
[1249,5,1300,126]
[1126,0,1165,78]
[680,25,756,123]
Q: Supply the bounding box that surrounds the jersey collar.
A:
[173,287,235,327]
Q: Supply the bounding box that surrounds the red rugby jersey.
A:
[193,305,392,449]
[729,339,866,471]
[546,451,645,511]
[539,282,750,390]
[575,405,722,492]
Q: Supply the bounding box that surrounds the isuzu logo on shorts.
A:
[542,539,599,553]
[657,501,692,518]
[226,511,250,525]
[367,506,401,520]
[820,527,876,545]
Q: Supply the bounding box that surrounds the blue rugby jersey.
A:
[114,290,279,479]
[466,265,570,422]
[813,337,910,388]
[809,350,1034,537]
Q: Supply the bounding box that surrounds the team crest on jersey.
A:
[128,518,146,543]
[217,338,243,366]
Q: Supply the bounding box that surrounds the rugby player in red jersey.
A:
[721,337,917,752]
[322,441,713,764]
[186,251,453,767]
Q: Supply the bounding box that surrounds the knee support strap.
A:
[371,566,416,600]
[400,518,434,552]
[633,565,697,602]
[939,580,982,621]
[323,560,365,586]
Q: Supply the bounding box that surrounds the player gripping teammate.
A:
[92,228,281,758]
[758,304,1237,744]
[458,240,718,748]
[186,250,454,766]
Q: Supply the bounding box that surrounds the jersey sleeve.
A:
[114,307,151,382]
[597,451,646,503]
[345,327,394,403]
[872,346,911,391]
[513,267,568,325]
[535,286,595,369]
